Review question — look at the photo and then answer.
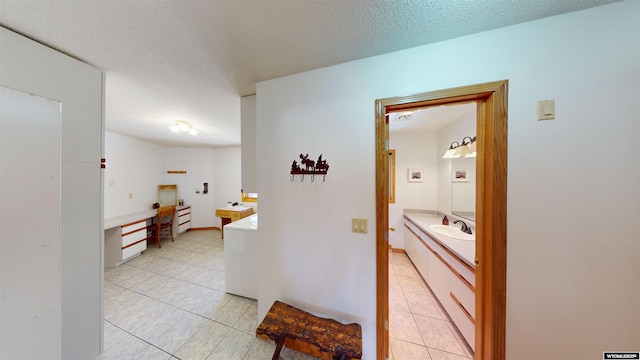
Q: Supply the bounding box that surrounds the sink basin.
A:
[429,225,475,241]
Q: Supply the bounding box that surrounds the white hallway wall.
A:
[104,131,242,228]
[256,2,639,359]
[104,132,165,218]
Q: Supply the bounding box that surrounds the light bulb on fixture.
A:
[170,120,199,135]
[453,136,473,157]
[465,137,477,158]
[442,141,460,159]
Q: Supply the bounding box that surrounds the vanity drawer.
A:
[177,206,190,217]
[178,220,191,233]
[448,290,475,349]
[178,212,190,223]
[122,219,147,235]
[122,240,146,260]
[450,272,475,318]
[122,227,147,247]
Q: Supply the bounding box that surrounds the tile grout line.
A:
[103,318,182,360]
[391,252,473,359]
[108,280,259,338]
[103,231,273,360]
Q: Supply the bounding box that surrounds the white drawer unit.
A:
[121,219,148,260]
[176,205,191,234]
[104,210,156,267]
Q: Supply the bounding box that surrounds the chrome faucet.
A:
[453,220,473,235]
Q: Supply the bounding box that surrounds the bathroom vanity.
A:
[403,213,476,348]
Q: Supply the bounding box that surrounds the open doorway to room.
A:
[375,81,508,360]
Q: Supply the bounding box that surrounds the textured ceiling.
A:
[0,0,617,147]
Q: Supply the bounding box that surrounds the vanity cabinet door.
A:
[404,221,428,279]
[426,250,450,306]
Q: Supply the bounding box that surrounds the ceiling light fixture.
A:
[397,111,414,120]
[170,120,199,135]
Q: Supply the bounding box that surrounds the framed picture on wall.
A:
[408,168,424,183]
[452,168,469,182]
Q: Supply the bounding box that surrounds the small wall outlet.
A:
[128,193,133,199]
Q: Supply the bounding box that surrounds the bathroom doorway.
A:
[375,80,508,360]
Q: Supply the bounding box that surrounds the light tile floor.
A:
[99,229,472,360]
[99,229,315,360]
[388,251,474,360]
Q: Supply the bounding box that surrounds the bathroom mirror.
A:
[158,184,178,207]
[451,156,476,221]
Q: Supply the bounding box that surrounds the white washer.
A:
[223,213,258,299]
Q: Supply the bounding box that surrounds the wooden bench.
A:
[256,301,362,360]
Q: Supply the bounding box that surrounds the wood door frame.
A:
[375,80,508,360]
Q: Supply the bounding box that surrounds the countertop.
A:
[403,213,475,267]
[104,209,157,230]
[104,204,190,230]
[224,213,258,232]
[216,205,253,213]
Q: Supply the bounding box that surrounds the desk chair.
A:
[151,206,176,248]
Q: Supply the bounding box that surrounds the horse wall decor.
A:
[291,153,330,181]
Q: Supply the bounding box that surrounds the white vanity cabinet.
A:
[403,214,476,349]
[176,205,191,234]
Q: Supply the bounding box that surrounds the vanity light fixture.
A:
[442,136,477,158]
[170,120,199,135]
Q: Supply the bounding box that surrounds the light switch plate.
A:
[537,99,555,120]
[352,218,368,233]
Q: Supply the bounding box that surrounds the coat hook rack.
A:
[290,153,330,182]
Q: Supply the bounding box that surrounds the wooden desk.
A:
[215,206,254,238]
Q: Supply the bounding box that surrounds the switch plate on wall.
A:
[537,99,555,120]
[352,218,368,233]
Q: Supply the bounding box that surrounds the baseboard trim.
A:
[188,226,220,231]
[390,246,406,254]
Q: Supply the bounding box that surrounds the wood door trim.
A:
[375,80,507,360]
